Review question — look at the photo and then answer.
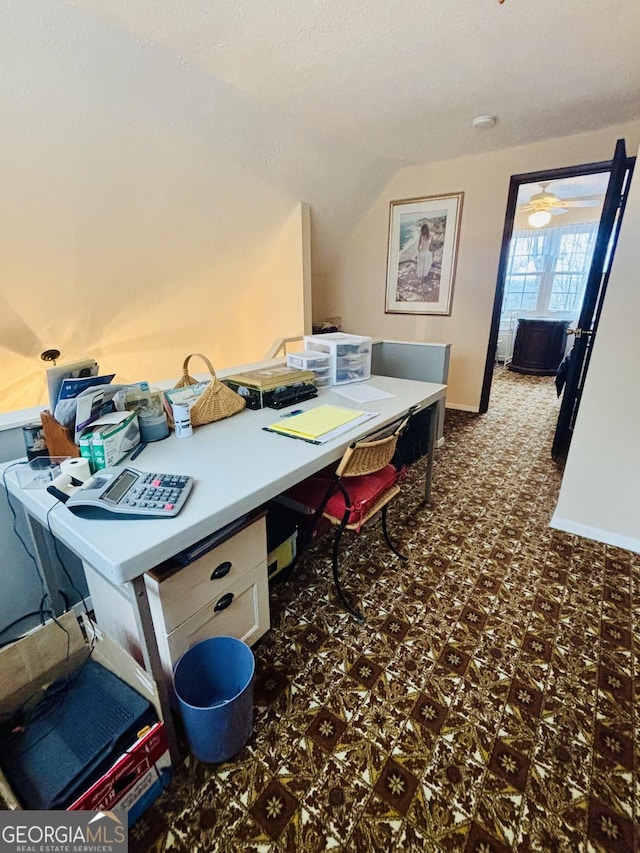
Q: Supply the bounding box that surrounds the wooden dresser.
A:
[510,318,570,376]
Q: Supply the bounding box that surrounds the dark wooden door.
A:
[552,139,633,458]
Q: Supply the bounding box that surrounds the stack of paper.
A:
[264,405,376,444]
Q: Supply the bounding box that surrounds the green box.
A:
[89,411,140,470]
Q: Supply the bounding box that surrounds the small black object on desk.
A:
[130,442,148,461]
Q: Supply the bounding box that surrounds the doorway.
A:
[480,158,614,414]
[497,172,609,371]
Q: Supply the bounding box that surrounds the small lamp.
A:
[528,210,552,228]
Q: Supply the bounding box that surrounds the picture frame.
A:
[385,192,464,315]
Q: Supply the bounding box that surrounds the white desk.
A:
[3,375,446,759]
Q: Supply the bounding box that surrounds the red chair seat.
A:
[285,463,402,531]
[275,411,414,621]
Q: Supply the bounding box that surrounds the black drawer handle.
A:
[214,593,234,613]
[211,561,232,581]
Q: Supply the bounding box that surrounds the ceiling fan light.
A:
[528,210,552,228]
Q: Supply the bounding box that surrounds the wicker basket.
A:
[172,353,246,426]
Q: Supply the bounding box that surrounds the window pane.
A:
[556,231,595,272]
[503,273,542,312]
[550,274,584,311]
[550,226,598,311]
[502,222,599,319]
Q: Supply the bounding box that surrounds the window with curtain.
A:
[502,222,599,317]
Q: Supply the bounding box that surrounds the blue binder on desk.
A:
[0,658,157,810]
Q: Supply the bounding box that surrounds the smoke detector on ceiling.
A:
[472,115,497,129]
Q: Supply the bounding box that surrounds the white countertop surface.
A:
[3,375,446,586]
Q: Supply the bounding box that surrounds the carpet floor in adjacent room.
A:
[130,369,639,853]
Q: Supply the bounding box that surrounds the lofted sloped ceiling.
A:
[1,0,639,414]
[68,0,640,165]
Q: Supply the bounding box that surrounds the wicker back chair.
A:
[282,411,414,621]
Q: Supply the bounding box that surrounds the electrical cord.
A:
[1,463,88,657]
[45,501,96,663]
[152,758,173,792]
[1,646,95,752]
[0,608,53,639]
[0,468,102,745]
[45,501,92,619]
[0,607,54,649]
[2,462,50,616]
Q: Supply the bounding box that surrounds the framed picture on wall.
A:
[385,192,464,315]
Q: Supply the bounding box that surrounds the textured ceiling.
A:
[69,0,640,166]
[516,172,612,205]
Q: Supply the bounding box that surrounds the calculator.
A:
[61,466,194,519]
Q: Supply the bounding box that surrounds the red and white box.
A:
[68,721,171,813]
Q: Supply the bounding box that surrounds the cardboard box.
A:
[68,720,172,825]
[116,751,172,826]
[0,613,169,821]
[267,531,297,582]
[266,502,298,582]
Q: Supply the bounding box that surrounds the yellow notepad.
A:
[267,405,367,440]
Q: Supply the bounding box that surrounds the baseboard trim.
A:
[446,403,479,413]
[550,515,640,554]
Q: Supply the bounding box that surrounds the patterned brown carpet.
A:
[131,369,639,853]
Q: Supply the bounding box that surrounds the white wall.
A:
[551,146,640,553]
[2,3,639,417]
[0,1,398,413]
[320,122,640,410]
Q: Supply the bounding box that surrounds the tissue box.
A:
[82,411,140,471]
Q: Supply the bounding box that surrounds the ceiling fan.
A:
[521,181,602,227]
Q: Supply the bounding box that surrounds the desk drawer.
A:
[164,561,270,666]
[145,515,266,634]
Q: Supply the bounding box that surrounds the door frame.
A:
[551,140,634,457]
[479,159,614,414]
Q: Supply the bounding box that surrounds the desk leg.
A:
[24,513,67,616]
[423,402,437,504]
[129,575,182,764]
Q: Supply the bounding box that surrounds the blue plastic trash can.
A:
[173,636,255,763]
